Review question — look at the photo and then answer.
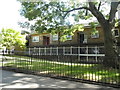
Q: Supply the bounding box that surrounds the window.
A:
[91,30,99,38]
[66,35,72,40]
[114,29,119,37]
[32,36,39,42]
[52,34,58,41]
[83,35,87,43]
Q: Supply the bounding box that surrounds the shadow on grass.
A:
[2,55,120,87]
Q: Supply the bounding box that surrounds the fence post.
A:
[45,47,46,55]
[86,46,88,61]
[78,46,80,61]
[95,46,98,62]
[29,48,31,56]
[70,55,72,77]
[30,48,33,64]
[50,47,52,55]
[57,47,58,55]
[39,47,40,55]
[71,46,72,55]
[63,47,65,55]
[2,50,4,67]
[34,47,35,55]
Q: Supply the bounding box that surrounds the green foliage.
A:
[18,1,88,38]
[0,28,26,50]
[18,0,119,43]
[115,19,120,27]
[4,55,120,84]
[89,22,99,34]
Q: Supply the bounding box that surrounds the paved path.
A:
[0,70,119,89]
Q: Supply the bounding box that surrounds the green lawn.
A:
[3,55,120,84]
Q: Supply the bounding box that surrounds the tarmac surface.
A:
[0,69,119,90]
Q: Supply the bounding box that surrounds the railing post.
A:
[86,46,88,61]
[71,55,72,76]
[31,48,33,64]
[95,46,98,62]
[39,47,40,55]
[71,46,72,55]
[2,50,4,67]
[45,47,46,55]
[63,47,65,55]
[29,48,31,56]
[34,47,35,55]
[57,47,58,55]
[78,46,80,61]
[50,47,52,55]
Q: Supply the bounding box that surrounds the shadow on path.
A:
[0,69,119,90]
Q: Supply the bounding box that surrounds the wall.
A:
[83,26,104,44]
[28,26,120,47]
[29,33,50,47]
[51,26,105,45]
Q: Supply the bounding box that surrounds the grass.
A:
[3,55,120,84]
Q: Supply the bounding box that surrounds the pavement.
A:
[0,69,119,90]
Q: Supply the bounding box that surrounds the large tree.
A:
[0,28,26,50]
[19,0,120,67]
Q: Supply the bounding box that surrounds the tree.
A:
[19,0,120,67]
[0,28,26,50]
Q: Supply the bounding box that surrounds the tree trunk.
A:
[101,20,119,68]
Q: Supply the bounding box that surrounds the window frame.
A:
[66,35,72,40]
[52,34,58,41]
[113,29,119,37]
[32,36,39,42]
[91,30,99,39]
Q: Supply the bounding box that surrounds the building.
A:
[27,25,120,47]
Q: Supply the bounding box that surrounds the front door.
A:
[43,36,50,45]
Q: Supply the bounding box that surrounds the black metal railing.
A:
[1,46,120,88]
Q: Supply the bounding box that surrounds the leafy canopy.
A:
[19,0,120,40]
[0,29,26,50]
[19,0,87,40]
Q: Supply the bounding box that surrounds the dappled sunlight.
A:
[4,55,96,67]
[13,73,27,77]
[2,55,120,86]
[83,73,102,81]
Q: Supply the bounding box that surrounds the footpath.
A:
[0,69,119,90]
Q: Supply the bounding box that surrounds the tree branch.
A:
[88,1,106,23]
[59,7,91,19]
[98,1,101,11]
[109,2,120,24]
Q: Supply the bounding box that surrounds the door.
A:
[43,36,50,45]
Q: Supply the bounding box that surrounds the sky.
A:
[0,0,119,33]
[0,0,95,33]
[0,0,26,32]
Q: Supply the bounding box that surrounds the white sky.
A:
[0,0,119,33]
[0,0,26,32]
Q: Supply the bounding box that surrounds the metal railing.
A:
[1,46,120,88]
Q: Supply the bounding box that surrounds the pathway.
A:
[0,69,119,90]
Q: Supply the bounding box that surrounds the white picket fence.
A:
[28,46,105,56]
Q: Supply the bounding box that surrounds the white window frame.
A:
[66,35,72,40]
[32,36,39,42]
[91,30,99,38]
[52,34,58,41]
[83,35,87,43]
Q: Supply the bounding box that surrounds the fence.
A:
[1,46,120,88]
